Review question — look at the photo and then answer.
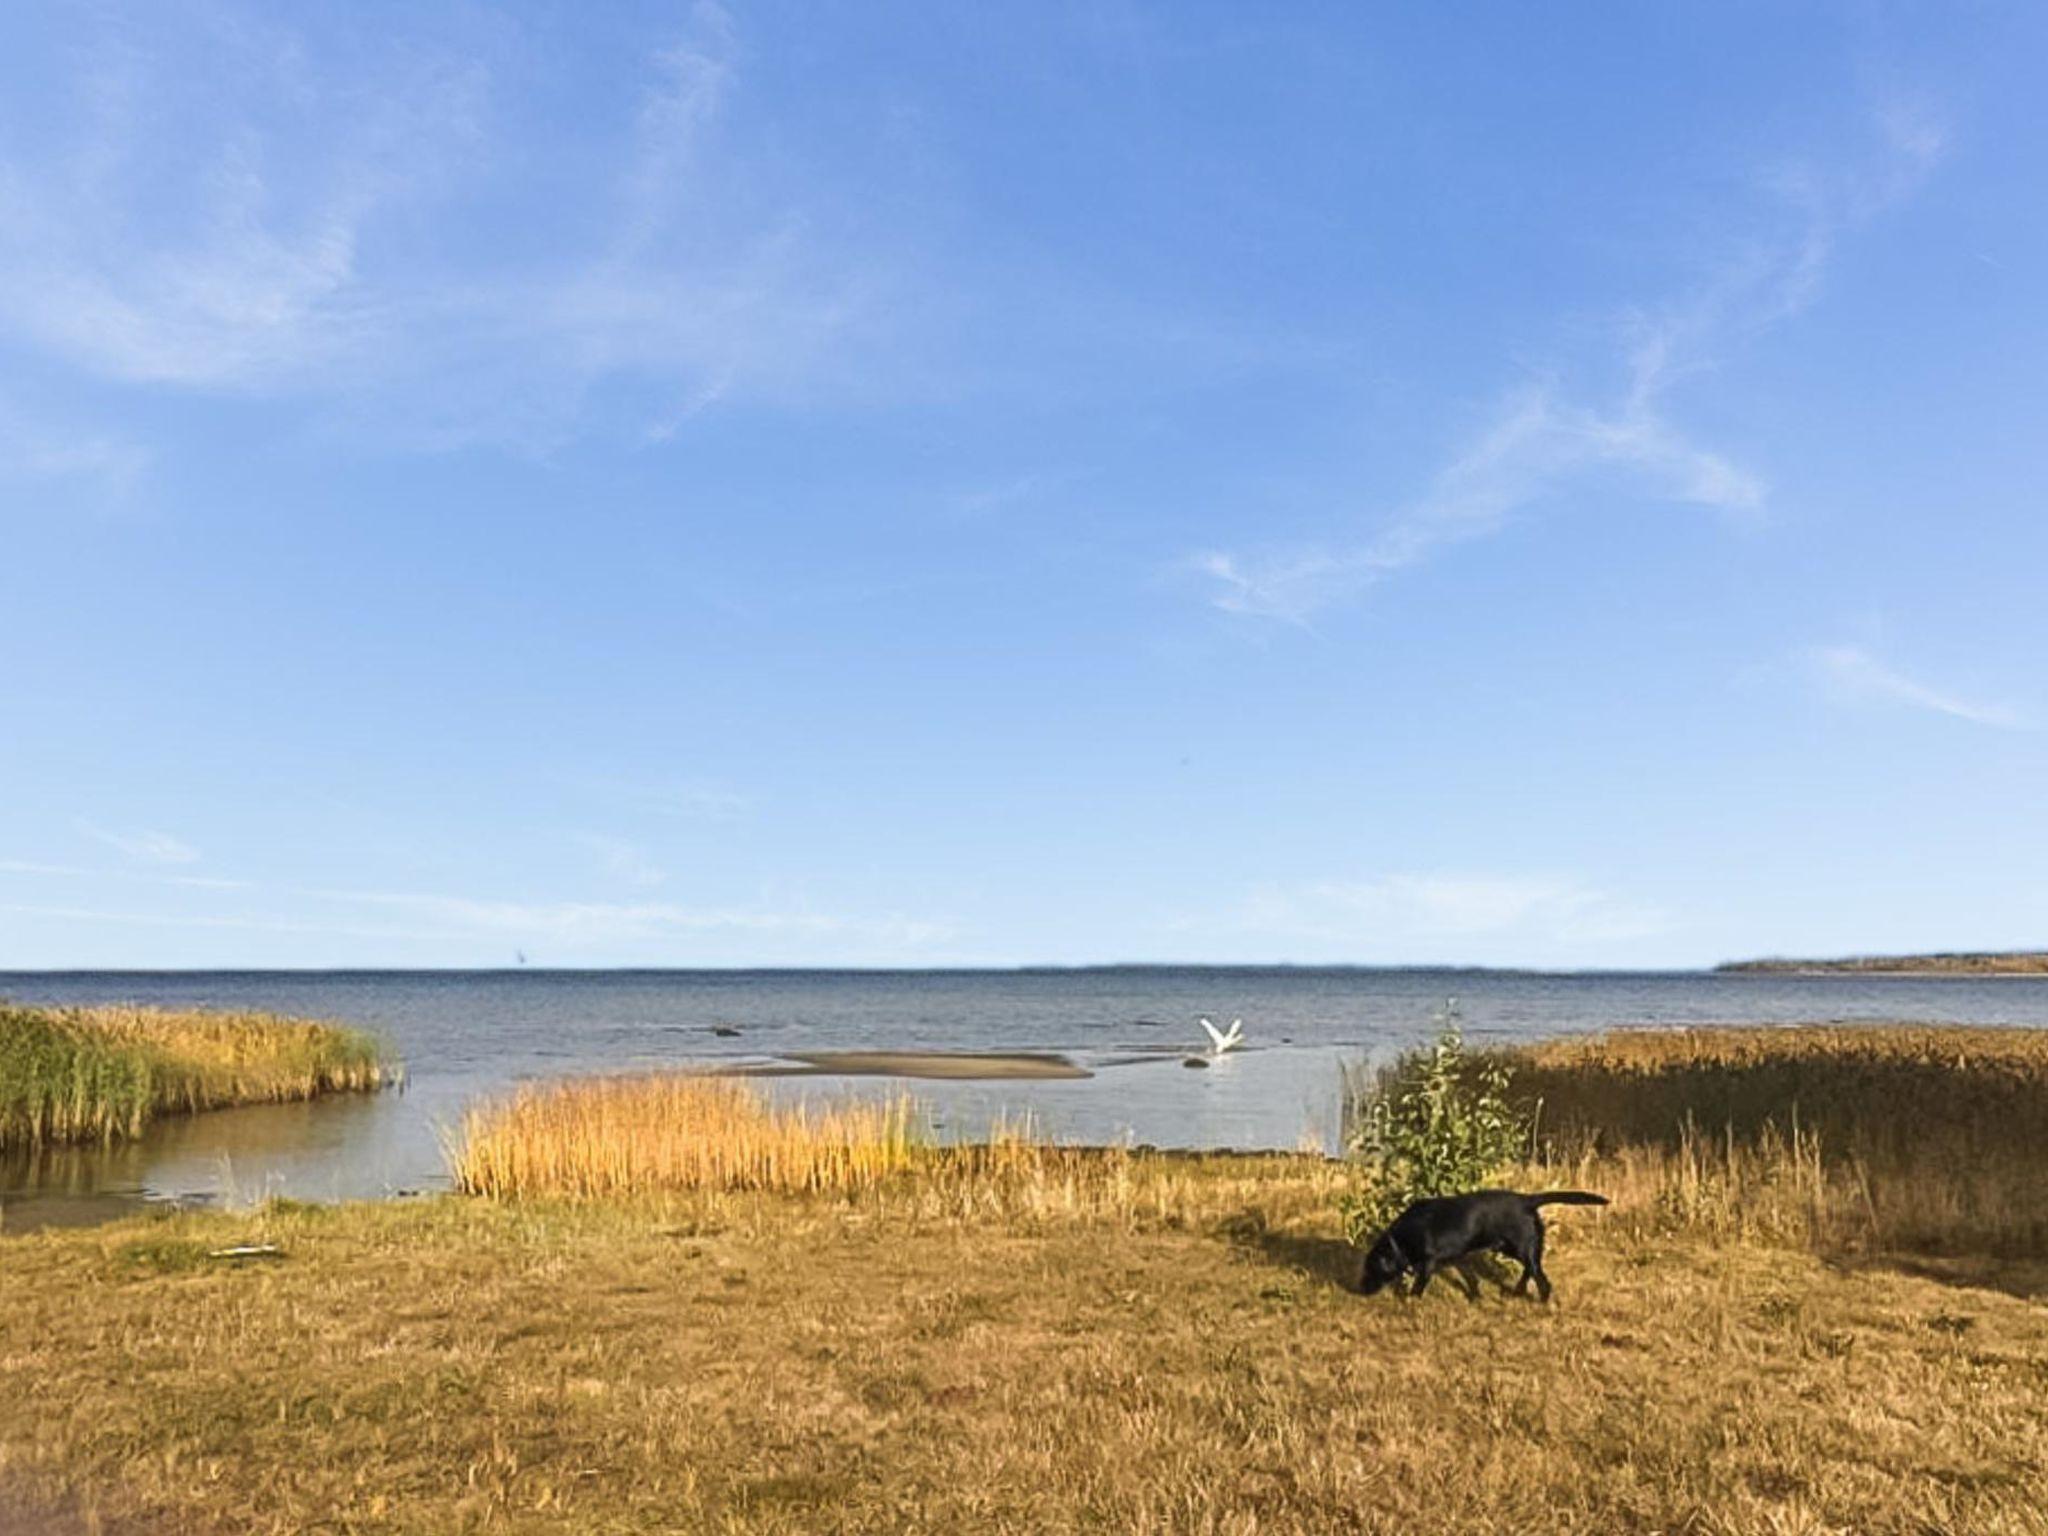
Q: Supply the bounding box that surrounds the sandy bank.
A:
[743,1050,1094,1081]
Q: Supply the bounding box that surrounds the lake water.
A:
[9,966,2048,1230]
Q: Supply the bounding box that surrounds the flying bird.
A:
[1198,1016,1244,1056]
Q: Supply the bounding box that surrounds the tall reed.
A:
[0,1003,392,1151]
[1484,1025,2048,1256]
[450,1075,923,1198]
[450,1075,1336,1228]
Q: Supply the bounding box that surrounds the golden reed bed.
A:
[0,1002,392,1151]
[1498,1024,2048,1256]
[449,1073,1334,1226]
[454,1024,2048,1260]
[450,1075,923,1198]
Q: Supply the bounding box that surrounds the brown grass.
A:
[3,1174,2046,1535]
[450,1073,1329,1227]
[450,1076,924,1198]
[8,1027,2048,1531]
[1493,1024,2048,1256]
[460,1025,2048,1256]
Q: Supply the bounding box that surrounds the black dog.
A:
[1358,1190,1608,1302]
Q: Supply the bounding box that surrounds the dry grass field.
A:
[4,1024,2048,1534]
[4,1167,2046,1535]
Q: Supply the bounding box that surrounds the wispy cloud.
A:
[574,775,752,822]
[76,822,200,865]
[947,471,1077,521]
[303,885,950,950]
[572,833,668,889]
[1194,104,1945,623]
[1,858,245,890]
[0,3,883,449]
[1196,385,1763,622]
[0,903,415,941]
[1805,644,2028,730]
[0,856,951,955]
[0,13,485,394]
[1252,874,1663,942]
[1172,871,1670,964]
[487,2,879,446]
[0,394,147,499]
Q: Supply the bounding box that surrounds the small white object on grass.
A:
[1198,1017,1244,1056]
[207,1244,283,1259]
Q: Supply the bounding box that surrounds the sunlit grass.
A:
[12,1025,2048,1530]
[450,1074,1340,1228]
[6,1170,2047,1534]
[1490,1024,2048,1256]
[0,1002,393,1152]
[450,1075,923,1198]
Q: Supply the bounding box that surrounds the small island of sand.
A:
[749,1050,1094,1080]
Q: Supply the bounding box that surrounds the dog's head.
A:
[1357,1233,1408,1295]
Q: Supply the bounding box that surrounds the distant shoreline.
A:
[1719,952,2048,977]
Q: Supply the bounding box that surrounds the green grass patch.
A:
[112,1237,216,1275]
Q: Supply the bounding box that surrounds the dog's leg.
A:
[1523,1226,1552,1304]
[1409,1259,1437,1297]
[1449,1258,1484,1303]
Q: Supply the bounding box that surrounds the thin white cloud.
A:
[0,395,147,498]
[1165,871,1670,965]
[1871,93,1950,202]
[574,775,753,822]
[285,884,957,955]
[76,822,200,865]
[0,858,246,889]
[573,834,668,889]
[616,9,737,260]
[1195,387,1763,623]
[0,855,951,953]
[657,783,752,820]
[0,3,881,448]
[0,15,485,393]
[1195,105,1944,623]
[949,472,1071,520]
[1247,874,1665,944]
[1805,644,2028,730]
[0,902,416,941]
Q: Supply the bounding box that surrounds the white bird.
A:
[1198,1016,1245,1056]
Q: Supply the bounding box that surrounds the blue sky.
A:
[3,2,2045,969]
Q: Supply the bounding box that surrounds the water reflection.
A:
[1,1089,440,1231]
[0,1046,1354,1231]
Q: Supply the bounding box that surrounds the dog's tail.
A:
[1525,1190,1608,1209]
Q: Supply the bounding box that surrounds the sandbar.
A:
[744,1050,1094,1081]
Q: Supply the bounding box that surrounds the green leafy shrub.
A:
[1339,1002,1530,1245]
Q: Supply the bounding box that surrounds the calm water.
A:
[9,966,2048,1230]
